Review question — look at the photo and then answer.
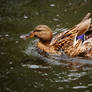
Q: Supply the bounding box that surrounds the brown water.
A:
[0,0,92,92]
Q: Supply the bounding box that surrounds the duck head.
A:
[20,25,53,42]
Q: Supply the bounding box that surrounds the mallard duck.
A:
[20,13,92,57]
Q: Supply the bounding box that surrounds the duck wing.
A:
[51,13,91,56]
[50,13,91,46]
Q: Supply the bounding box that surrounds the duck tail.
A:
[80,12,91,23]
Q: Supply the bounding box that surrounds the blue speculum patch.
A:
[76,34,85,42]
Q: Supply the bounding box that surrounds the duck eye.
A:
[34,30,41,32]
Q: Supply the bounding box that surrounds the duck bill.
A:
[20,31,35,40]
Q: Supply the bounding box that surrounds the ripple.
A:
[72,86,87,89]
[22,64,40,69]
[22,64,51,69]
[53,18,59,21]
[68,72,86,78]
[5,34,9,37]
[88,84,92,87]
[58,87,64,90]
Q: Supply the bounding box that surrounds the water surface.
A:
[0,0,92,92]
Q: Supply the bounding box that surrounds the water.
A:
[0,0,92,92]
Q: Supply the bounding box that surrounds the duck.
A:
[20,13,92,57]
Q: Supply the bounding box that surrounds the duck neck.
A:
[39,34,53,45]
[37,39,51,51]
[39,39,52,45]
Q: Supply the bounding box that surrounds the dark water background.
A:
[0,0,92,92]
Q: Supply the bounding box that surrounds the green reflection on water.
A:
[0,0,92,92]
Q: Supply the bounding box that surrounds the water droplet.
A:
[53,18,59,21]
[1,52,4,55]
[16,41,19,43]
[10,67,14,69]
[24,15,28,19]
[5,34,9,37]
[9,62,13,64]
[64,9,67,12]
[35,12,39,15]
[69,3,72,6]
[56,14,59,17]
[50,4,55,7]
